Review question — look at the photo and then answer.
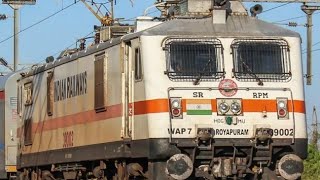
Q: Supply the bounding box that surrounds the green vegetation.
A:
[302,145,320,180]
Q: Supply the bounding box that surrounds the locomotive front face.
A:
[140,35,307,179]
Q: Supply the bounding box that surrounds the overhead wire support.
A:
[301,4,320,85]
[260,2,291,14]
[13,7,19,71]
[273,21,305,27]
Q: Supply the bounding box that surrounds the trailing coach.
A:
[0,72,23,179]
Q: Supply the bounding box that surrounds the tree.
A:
[302,144,320,180]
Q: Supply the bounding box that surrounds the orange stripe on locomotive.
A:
[17,98,305,138]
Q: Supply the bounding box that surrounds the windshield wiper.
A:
[242,61,264,86]
[193,59,213,85]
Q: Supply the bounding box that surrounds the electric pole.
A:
[13,7,19,72]
[2,0,36,72]
[311,106,319,149]
[302,5,320,85]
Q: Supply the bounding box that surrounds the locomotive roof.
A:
[21,15,300,79]
[135,15,300,37]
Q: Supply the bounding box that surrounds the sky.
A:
[0,0,319,134]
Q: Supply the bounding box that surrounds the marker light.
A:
[277,98,288,119]
[231,102,241,114]
[170,98,182,119]
[172,108,181,117]
[278,108,287,117]
[219,102,230,114]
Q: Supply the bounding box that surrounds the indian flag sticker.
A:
[186,99,212,115]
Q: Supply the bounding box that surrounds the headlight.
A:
[278,101,286,108]
[219,102,229,114]
[231,102,241,114]
[171,100,180,108]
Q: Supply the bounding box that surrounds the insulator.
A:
[79,39,86,50]
[288,22,297,27]
[0,14,7,20]
[95,32,101,44]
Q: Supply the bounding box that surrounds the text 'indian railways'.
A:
[54,72,87,102]
[213,129,249,136]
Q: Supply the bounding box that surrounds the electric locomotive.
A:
[16,0,307,179]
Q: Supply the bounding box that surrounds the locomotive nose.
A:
[278,154,303,180]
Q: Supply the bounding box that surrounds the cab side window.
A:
[134,48,142,81]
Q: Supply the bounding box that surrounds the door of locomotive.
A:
[121,41,134,139]
[121,39,142,140]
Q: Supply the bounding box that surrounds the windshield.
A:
[232,39,291,82]
[165,39,224,81]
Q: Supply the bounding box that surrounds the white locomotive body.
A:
[16,6,307,180]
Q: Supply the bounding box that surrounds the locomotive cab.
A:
[133,4,307,180]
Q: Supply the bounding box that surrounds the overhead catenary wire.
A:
[270,11,320,54]
[51,9,160,60]
[273,11,320,23]
[121,9,159,22]
[260,2,291,14]
[273,15,305,23]
[302,48,320,54]
[302,41,320,53]
[52,10,160,60]
[312,41,320,47]
[30,30,95,66]
[0,0,80,45]
[51,30,95,58]
[25,2,158,65]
